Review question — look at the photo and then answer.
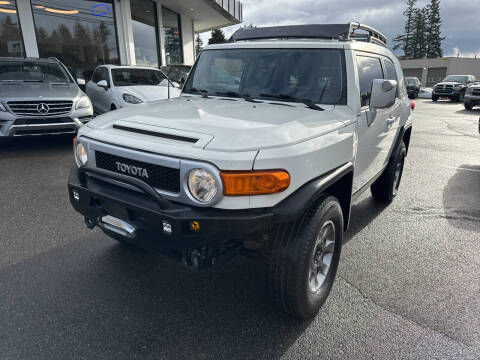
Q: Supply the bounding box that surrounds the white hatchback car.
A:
[86,65,181,115]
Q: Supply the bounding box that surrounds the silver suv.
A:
[0,57,93,137]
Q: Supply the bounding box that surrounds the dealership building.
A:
[400,57,480,87]
[0,0,242,77]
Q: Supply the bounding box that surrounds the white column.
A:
[155,2,166,66]
[181,14,195,65]
[16,0,39,57]
[115,0,135,65]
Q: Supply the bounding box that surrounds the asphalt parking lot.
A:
[1,99,479,360]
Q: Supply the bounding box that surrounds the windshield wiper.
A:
[214,91,262,103]
[259,93,324,111]
[189,87,209,98]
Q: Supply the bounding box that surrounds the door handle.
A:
[386,117,395,126]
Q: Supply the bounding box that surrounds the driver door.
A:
[353,54,398,193]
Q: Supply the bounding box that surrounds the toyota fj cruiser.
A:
[68,23,413,319]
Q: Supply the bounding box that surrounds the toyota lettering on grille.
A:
[37,103,49,114]
[115,161,149,179]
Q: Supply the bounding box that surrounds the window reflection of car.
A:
[85,65,181,115]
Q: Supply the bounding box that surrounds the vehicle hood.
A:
[84,96,352,152]
[116,85,180,102]
[0,82,80,101]
[435,81,465,87]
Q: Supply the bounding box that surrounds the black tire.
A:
[464,103,473,110]
[414,90,419,99]
[432,95,438,102]
[371,140,407,203]
[266,195,343,319]
[111,104,117,111]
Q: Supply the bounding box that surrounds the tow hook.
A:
[85,216,97,229]
[182,247,214,270]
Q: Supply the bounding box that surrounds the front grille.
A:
[13,128,76,136]
[435,85,453,94]
[95,151,180,193]
[7,100,73,116]
[14,117,73,125]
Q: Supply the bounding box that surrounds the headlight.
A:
[454,84,465,90]
[187,168,218,203]
[0,103,6,112]
[467,87,474,95]
[74,141,88,167]
[122,93,143,104]
[75,95,91,110]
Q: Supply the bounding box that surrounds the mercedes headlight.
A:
[74,140,88,167]
[188,169,218,203]
[0,103,6,112]
[76,95,91,110]
[122,93,143,104]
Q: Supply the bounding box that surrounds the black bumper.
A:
[68,166,273,252]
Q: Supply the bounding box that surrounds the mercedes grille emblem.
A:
[37,103,49,114]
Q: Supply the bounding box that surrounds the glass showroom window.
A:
[131,0,159,67]
[0,0,24,57]
[162,7,183,65]
[31,0,120,79]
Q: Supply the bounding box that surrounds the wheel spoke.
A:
[324,239,335,252]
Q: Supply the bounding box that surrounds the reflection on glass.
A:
[131,0,159,67]
[162,7,183,65]
[0,0,24,57]
[32,0,119,79]
[112,68,168,86]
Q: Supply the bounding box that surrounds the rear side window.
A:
[384,59,397,81]
[356,55,384,107]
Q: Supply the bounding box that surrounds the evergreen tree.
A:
[393,0,417,58]
[425,0,444,58]
[208,29,227,44]
[195,34,203,56]
[411,8,428,59]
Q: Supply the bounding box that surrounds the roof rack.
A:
[230,23,388,47]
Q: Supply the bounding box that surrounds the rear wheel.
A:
[432,95,438,102]
[266,195,343,319]
[371,140,407,203]
[111,104,117,111]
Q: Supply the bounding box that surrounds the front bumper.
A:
[68,166,273,254]
[0,108,93,137]
[432,90,463,99]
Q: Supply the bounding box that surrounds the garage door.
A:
[427,67,447,87]
[403,68,423,81]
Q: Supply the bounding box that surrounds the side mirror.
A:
[370,79,397,109]
[76,78,86,86]
[97,80,108,90]
[179,76,186,84]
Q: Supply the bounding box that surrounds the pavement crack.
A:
[337,275,476,351]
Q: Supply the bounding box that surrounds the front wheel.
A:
[371,140,407,203]
[464,103,473,110]
[266,195,343,319]
[432,95,438,102]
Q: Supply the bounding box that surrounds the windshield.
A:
[112,68,169,87]
[405,78,416,86]
[184,49,347,105]
[442,75,469,84]
[0,61,72,83]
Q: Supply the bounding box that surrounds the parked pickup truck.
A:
[68,23,413,319]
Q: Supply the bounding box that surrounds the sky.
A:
[200,0,480,58]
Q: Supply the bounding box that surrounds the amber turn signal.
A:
[220,170,290,196]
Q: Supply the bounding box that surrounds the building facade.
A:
[400,57,480,87]
[0,0,242,78]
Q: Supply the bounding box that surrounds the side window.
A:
[98,68,110,86]
[356,55,384,107]
[92,68,101,83]
[384,59,397,81]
